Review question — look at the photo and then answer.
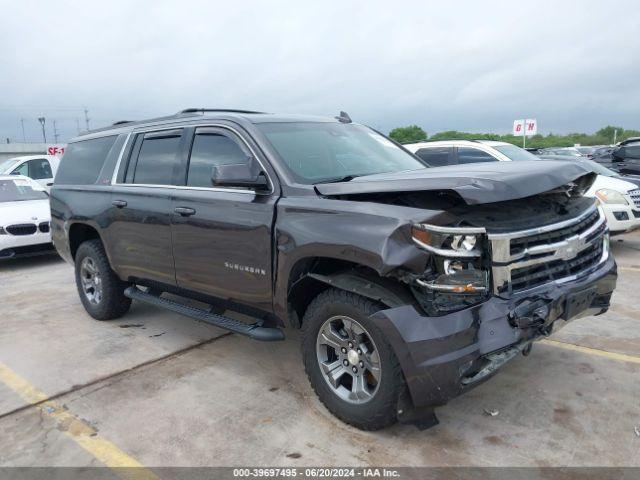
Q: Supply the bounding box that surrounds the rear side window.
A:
[127,130,183,185]
[187,131,248,187]
[456,147,498,164]
[56,136,117,185]
[415,147,453,167]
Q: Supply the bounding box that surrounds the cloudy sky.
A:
[1,0,638,142]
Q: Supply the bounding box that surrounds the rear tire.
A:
[301,288,405,430]
[74,239,131,320]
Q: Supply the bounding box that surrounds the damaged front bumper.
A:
[371,254,617,409]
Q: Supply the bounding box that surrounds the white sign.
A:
[513,119,537,137]
[513,119,525,136]
[46,144,66,156]
[525,118,537,136]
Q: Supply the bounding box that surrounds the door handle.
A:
[174,207,196,217]
[112,200,128,208]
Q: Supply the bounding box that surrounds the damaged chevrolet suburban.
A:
[51,109,617,430]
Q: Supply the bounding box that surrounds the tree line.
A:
[388,125,640,148]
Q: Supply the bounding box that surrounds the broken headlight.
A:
[411,223,490,313]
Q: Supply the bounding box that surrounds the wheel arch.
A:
[286,256,415,328]
[68,222,103,260]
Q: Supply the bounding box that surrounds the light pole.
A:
[38,117,47,143]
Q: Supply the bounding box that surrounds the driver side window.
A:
[187,130,249,188]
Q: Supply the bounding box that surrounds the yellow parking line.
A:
[619,266,640,273]
[540,339,640,364]
[0,362,159,480]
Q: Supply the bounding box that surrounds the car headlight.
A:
[411,224,484,257]
[411,223,489,297]
[595,188,629,205]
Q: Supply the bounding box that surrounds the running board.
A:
[124,287,284,341]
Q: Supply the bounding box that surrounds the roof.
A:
[404,139,512,148]
[0,154,58,163]
[75,109,340,140]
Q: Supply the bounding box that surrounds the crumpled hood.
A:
[314,160,596,205]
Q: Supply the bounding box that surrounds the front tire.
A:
[74,239,131,320]
[301,288,405,430]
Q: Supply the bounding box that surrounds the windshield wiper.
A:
[314,175,361,185]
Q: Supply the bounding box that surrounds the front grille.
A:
[510,240,604,292]
[38,222,50,233]
[510,209,599,256]
[6,224,37,236]
[629,189,640,209]
[489,205,608,294]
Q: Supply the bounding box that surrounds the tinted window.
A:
[56,136,117,185]
[28,159,52,179]
[131,132,182,185]
[415,147,453,167]
[623,145,640,159]
[187,132,248,187]
[457,147,498,164]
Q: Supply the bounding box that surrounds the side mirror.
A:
[212,156,269,191]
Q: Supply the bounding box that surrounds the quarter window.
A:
[187,131,249,188]
[56,136,118,185]
[456,147,498,164]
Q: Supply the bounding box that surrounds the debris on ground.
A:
[483,408,500,417]
[634,426,640,437]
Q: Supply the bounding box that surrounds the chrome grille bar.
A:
[488,204,608,294]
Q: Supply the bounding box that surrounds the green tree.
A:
[388,125,427,144]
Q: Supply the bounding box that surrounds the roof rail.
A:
[112,120,133,125]
[177,108,266,115]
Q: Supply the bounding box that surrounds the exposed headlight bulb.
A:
[451,234,477,252]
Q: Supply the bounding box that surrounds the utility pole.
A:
[613,129,618,145]
[84,108,90,130]
[53,120,59,143]
[20,118,26,142]
[75,117,81,135]
[38,117,47,143]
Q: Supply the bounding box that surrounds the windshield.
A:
[0,159,17,172]
[493,144,540,161]
[256,122,426,184]
[0,178,48,202]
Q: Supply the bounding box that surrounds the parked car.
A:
[575,146,597,158]
[538,157,640,234]
[602,139,640,176]
[404,139,540,166]
[539,147,584,157]
[0,155,60,191]
[0,175,54,259]
[51,109,616,430]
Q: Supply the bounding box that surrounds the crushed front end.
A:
[374,201,617,412]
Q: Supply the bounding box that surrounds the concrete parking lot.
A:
[0,232,639,470]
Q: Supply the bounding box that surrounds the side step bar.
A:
[124,287,284,341]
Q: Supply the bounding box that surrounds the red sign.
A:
[47,144,66,156]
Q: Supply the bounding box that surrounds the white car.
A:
[583,163,640,234]
[404,140,540,166]
[0,155,60,191]
[405,140,640,234]
[0,175,55,259]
